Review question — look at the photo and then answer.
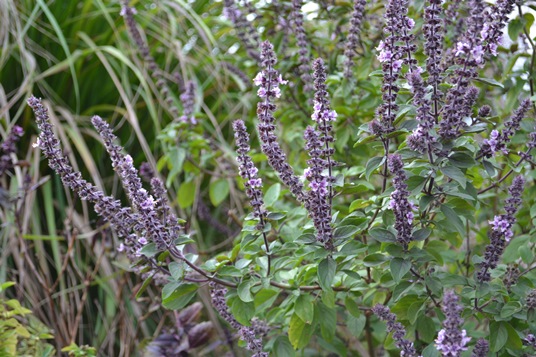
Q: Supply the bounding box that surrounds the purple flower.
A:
[372,304,418,357]
[233,120,267,223]
[471,338,489,357]
[223,0,261,62]
[210,282,267,356]
[482,0,516,56]
[255,41,305,202]
[480,99,532,158]
[291,0,313,92]
[477,176,525,282]
[121,1,180,121]
[343,0,367,78]
[0,125,24,176]
[27,96,146,260]
[179,80,197,125]
[436,290,471,356]
[406,71,436,153]
[388,154,414,250]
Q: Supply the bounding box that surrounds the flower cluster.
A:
[92,116,173,251]
[436,290,471,356]
[223,0,261,62]
[527,289,536,310]
[481,0,516,56]
[480,99,531,158]
[303,58,337,249]
[121,1,180,120]
[209,282,267,357]
[0,125,23,176]
[179,81,197,124]
[27,96,142,259]
[343,0,367,79]
[471,338,489,357]
[406,71,436,153]
[388,154,414,250]
[423,0,444,101]
[439,0,486,140]
[503,264,520,291]
[523,333,536,348]
[291,0,313,93]
[233,119,267,227]
[372,0,416,134]
[477,176,525,282]
[372,304,418,357]
[254,41,305,202]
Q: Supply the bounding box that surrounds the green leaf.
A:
[166,147,186,186]
[135,275,153,299]
[449,152,476,168]
[288,313,315,350]
[209,179,230,206]
[500,301,522,319]
[295,294,315,324]
[345,296,362,318]
[264,183,281,207]
[489,322,508,352]
[475,77,504,88]
[230,298,255,326]
[169,262,184,281]
[421,344,440,357]
[504,322,523,350]
[416,316,437,343]
[390,258,411,282]
[441,165,466,188]
[178,180,196,208]
[349,199,372,212]
[139,243,159,258]
[254,289,279,312]
[162,283,197,310]
[273,336,295,357]
[237,280,254,302]
[365,157,385,181]
[347,314,366,337]
[412,228,432,241]
[318,257,336,291]
[317,303,336,342]
[363,253,388,267]
[508,18,524,41]
[333,225,360,240]
[440,205,465,236]
[369,228,397,243]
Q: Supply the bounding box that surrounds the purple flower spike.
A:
[471,338,489,357]
[210,282,267,357]
[436,290,471,356]
[372,304,418,357]
[388,154,414,250]
[343,0,367,78]
[477,176,525,282]
[255,41,305,202]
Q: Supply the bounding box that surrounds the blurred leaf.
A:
[273,336,295,357]
[390,258,411,282]
[237,280,254,302]
[264,183,281,207]
[178,180,196,208]
[209,179,230,206]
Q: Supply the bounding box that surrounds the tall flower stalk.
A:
[291,0,313,93]
[372,304,418,357]
[233,119,271,275]
[388,154,414,250]
[254,41,305,202]
[477,176,525,283]
[210,282,268,357]
[436,290,471,356]
[304,58,337,250]
[480,99,531,158]
[343,0,367,79]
